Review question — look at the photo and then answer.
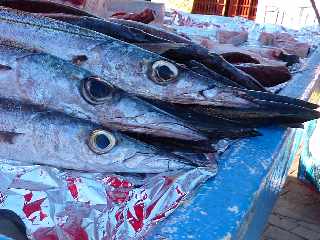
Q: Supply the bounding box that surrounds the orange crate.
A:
[192,0,258,20]
[192,0,227,16]
[227,0,258,20]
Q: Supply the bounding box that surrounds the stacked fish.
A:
[0,0,318,174]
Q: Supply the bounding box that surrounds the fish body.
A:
[0,8,318,126]
[108,18,267,91]
[39,14,249,90]
[42,14,265,91]
[0,44,207,143]
[0,7,266,99]
[0,99,194,173]
[0,0,95,17]
[109,18,192,44]
[0,8,218,104]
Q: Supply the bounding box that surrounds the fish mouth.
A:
[80,78,209,142]
[173,152,217,168]
[138,122,208,141]
[222,88,320,125]
[102,97,210,142]
[120,150,196,173]
[108,120,209,142]
[142,86,320,127]
[125,131,216,153]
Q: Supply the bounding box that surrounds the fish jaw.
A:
[157,86,320,125]
[98,94,208,142]
[105,144,195,173]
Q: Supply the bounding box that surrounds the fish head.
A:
[0,45,207,143]
[136,56,320,126]
[79,74,207,142]
[110,56,212,103]
[84,128,195,173]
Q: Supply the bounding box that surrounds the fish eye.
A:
[148,60,179,85]
[81,76,113,105]
[88,129,116,154]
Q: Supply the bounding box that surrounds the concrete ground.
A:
[262,157,320,240]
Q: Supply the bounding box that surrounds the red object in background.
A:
[67,0,85,5]
[227,0,258,20]
[111,8,155,24]
[192,0,227,15]
[34,225,88,240]
[104,176,133,204]
[192,0,258,20]
[258,32,311,58]
[66,0,85,6]
[23,192,48,223]
[216,30,248,46]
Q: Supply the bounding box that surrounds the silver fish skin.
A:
[0,44,207,142]
[0,0,96,17]
[0,99,193,173]
[20,12,319,111]
[109,18,192,44]
[0,8,220,104]
[0,8,319,126]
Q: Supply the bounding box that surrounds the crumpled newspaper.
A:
[0,159,216,239]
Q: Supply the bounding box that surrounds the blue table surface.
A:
[149,50,320,240]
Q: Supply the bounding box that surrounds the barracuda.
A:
[0,98,196,173]
[0,44,210,146]
[0,7,318,128]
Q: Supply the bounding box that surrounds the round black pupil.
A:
[156,65,173,81]
[95,134,110,150]
[89,80,110,99]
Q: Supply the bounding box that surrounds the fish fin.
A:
[0,131,23,144]
[0,64,11,70]
[136,42,187,54]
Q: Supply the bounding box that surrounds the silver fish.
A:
[0,98,194,173]
[0,0,96,17]
[0,44,207,143]
[0,8,318,127]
